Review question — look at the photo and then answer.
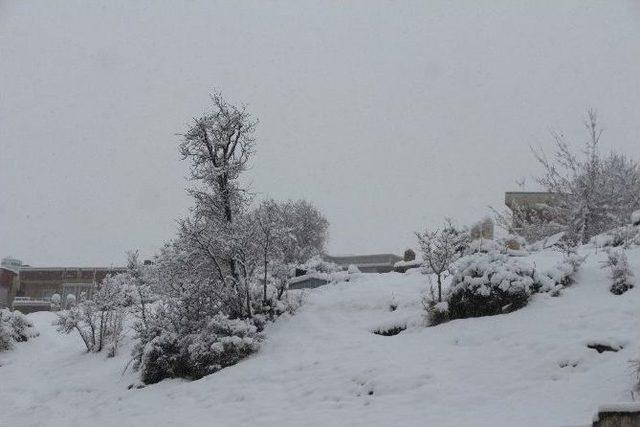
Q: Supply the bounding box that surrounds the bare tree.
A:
[532,110,640,243]
[416,220,469,302]
[253,200,287,304]
[252,198,330,302]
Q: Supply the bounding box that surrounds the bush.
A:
[601,249,635,295]
[534,252,586,293]
[592,224,640,249]
[138,314,261,384]
[447,253,536,319]
[425,301,450,326]
[425,246,587,325]
[0,309,38,351]
[54,275,127,355]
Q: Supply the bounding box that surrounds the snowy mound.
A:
[1,245,640,426]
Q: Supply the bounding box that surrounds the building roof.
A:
[505,191,558,210]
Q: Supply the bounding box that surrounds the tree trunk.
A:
[263,250,269,304]
[217,174,239,281]
[437,274,442,302]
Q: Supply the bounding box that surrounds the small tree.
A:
[121,250,158,365]
[55,275,127,356]
[253,200,287,305]
[416,220,469,302]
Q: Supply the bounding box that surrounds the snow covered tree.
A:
[171,92,259,321]
[279,199,329,265]
[131,94,328,384]
[179,92,257,284]
[254,199,329,301]
[416,219,469,302]
[252,199,288,304]
[533,110,640,244]
[119,250,158,364]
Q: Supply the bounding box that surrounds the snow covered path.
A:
[1,247,639,427]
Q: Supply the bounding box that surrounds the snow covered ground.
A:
[1,245,639,427]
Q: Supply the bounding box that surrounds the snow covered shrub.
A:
[7,310,37,342]
[533,252,586,294]
[601,249,635,295]
[0,309,38,351]
[55,274,127,355]
[50,293,61,310]
[421,285,449,325]
[138,314,261,384]
[502,234,527,251]
[446,252,536,319]
[633,210,640,227]
[0,321,10,351]
[593,225,640,249]
[425,301,450,326]
[66,293,76,307]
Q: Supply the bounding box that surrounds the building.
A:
[505,191,558,228]
[324,254,402,273]
[0,257,125,312]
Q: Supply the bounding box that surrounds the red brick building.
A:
[0,257,124,311]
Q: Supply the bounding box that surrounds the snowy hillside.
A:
[2,245,639,427]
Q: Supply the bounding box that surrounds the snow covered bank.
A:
[1,245,639,426]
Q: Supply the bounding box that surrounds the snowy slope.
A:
[1,245,639,427]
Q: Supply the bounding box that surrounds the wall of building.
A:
[7,267,124,309]
[0,268,17,308]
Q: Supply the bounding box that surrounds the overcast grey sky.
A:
[2,1,640,266]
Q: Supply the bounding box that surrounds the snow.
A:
[393,259,422,268]
[632,210,640,226]
[288,271,349,286]
[2,245,640,426]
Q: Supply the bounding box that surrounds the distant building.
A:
[0,257,124,312]
[505,191,558,228]
[324,254,402,273]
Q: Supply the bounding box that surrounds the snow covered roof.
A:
[288,273,331,286]
[325,254,402,267]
